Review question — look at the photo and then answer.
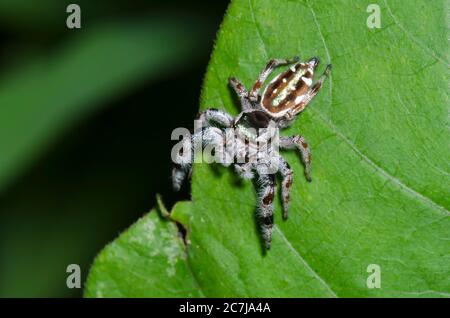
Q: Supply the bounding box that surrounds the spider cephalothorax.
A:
[172,56,331,249]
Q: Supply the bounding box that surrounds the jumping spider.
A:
[172,56,331,249]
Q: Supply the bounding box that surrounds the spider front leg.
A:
[255,173,275,249]
[172,127,227,191]
[229,77,252,110]
[172,148,192,192]
[278,156,294,219]
[249,56,299,101]
[280,135,312,182]
[197,108,234,128]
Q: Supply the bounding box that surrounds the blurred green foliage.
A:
[0,19,202,192]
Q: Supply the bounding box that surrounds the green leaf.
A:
[84,203,202,297]
[86,0,449,297]
[0,17,203,192]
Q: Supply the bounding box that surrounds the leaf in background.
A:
[86,0,449,297]
[84,203,202,297]
[0,17,203,193]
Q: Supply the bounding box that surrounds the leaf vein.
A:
[274,226,338,297]
[308,4,449,216]
[384,0,449,66]
[310,107,450,216]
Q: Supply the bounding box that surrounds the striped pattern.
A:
[261,62,315,116]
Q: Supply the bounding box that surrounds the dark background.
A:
[0,0,229,297]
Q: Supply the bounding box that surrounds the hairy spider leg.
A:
[197,108,234,128]
[172,127,229,191]
[249,56,300,102]
[280,135,312,182]
[255,172,275,249]
[278,156,294,219]
[229,77,252,110]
